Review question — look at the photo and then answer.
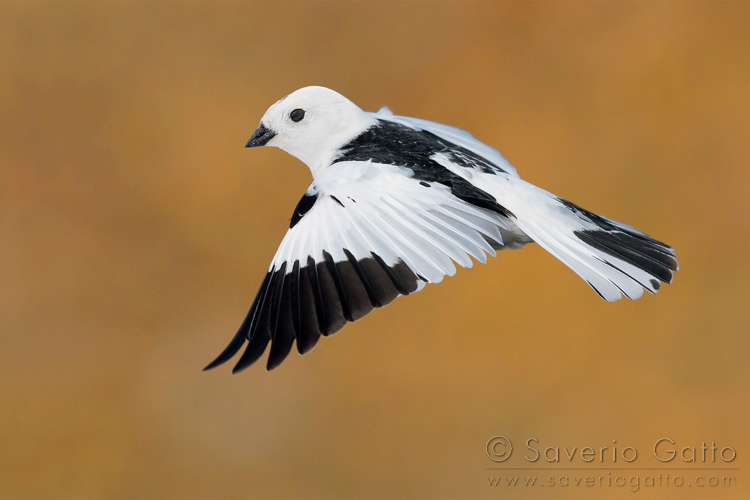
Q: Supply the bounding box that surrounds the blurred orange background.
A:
[1,2,749,499]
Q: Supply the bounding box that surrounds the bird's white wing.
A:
[206,161,509,372]
[369,107,520,178]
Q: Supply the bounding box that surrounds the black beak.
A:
[245,123,277,148]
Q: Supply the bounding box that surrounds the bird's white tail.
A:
[488,178,678,302]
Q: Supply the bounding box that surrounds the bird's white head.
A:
[246,86,377,176]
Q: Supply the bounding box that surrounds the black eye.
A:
[290,108,305,122]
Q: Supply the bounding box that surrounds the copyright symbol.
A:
[486,436,513,462]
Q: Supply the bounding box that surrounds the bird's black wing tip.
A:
[202,360,220,372]
[202,331,249,373]
[231,363,248,375]
[203,348,240,372]
[265,360,280,372]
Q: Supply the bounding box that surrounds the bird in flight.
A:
[205,86,678,373]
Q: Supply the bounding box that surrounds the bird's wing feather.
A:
[369,107,519,178]
[205,161,508,372]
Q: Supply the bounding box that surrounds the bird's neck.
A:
[304,114,379,178]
